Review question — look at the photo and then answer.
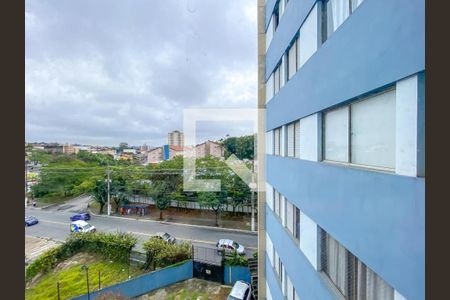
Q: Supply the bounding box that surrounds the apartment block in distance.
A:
[258,1,424,300]
[168,130,184,147]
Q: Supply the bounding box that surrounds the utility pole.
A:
[106,167,111,216]
[81,265,90,300]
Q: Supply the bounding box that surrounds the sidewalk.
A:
[90,204,258,234]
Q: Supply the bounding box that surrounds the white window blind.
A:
[351,0,364,13]
[324,232,348,297]
[287,123,295,157]
[274,66,281,94]
[281,55,287,89]
[296,35,301,71]
[288,40,297,80]
[324,106,349,162]
[266,16,274,51]
[356,260,394,300]
[287,276,294,300]
[327,0,350,35]
[266,73,274,103]
[286,200,294,235]
[351,90,396,169]
[274,128,281,155]
[274,190,280,216]
[294,121,300,158]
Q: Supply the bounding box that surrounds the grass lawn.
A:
[25,252,144,300]
[166,288,210,300]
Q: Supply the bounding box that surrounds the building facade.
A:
[168,130,184,147]
[195,141,224,159]
[258,1,424,300]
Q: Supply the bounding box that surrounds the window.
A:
[274,189,281,217]
[294,207,300,240]
[273,127,282,155]
[320,229,394,300]
[324,106,349,162]
[266,73,274,103]
[274,65,281,94]
[323,89,396,170]
[286,121,300,158]
[287,39,298,80]
[323,0,365,42]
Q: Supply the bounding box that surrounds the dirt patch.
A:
[136,278,232,300]
[53,251,101,273]
[25,236,60,263]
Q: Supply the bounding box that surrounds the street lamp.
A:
[81,264,90,300]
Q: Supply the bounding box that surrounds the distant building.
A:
[168,145,184,159]
[195,141,224,159]
[168,130,184,146]
[123,148,137,155]
[62,144,76,155]
[43,143,63,154]
[147,147,164,164]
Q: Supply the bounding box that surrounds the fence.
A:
[128,195,254,213]
[224,265,251,286]
[71,260,193,300]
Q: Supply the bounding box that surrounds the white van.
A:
[227,280,252,300]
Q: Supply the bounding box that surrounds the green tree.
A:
[198,191,227,227]
[91,179,108,214]
[152,181,171,220]
[118,142,129,152]
[220,135,255,160]
[111,176,129,212]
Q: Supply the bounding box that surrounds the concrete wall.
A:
[71,260,193,300]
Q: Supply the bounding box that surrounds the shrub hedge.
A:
[223,251,249,267]
[142,238,191,270]
[25,232,137,281]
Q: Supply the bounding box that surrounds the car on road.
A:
[70,220,96,233]
[25,216,38,227]
[70,212,91,221]
[152,232,176,244]
[216,239,246,255]
[227,280,252,300]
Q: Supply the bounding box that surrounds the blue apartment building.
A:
[258,0,425,299]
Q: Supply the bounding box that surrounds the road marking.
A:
[39,220,67,226]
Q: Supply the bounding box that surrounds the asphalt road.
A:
[25,206,257,255]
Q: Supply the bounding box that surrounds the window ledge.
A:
[321,160,395,175]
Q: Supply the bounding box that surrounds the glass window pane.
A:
[266,73,274,103]
[296,35,301,71]
[327,0,350,35]
[287,123,295,157]
[351,0,364,13]
[324,106,349,162]
[266,16,274,50]
[274,66,280,94]
[288,41,297,80]
[294,121,300,158]
[274,128,281,155]
[351,90,396,169]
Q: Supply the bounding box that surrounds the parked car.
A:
[70,212,91,221]
[152,232,176,244]
[25,216,38,227]
[70,220,96,233]
[227,280,252,300]
[216,239,246,255]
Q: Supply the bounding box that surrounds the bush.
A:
[224,251,248,267]
[25,232,137,281]
[252,251,258,259]
[142,238,191,270]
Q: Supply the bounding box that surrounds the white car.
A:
[216,239,246,255]
[70,220,96,233]
[152,232,176,244]
[227,280,252,300]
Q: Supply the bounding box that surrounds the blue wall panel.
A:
[224,265,251,286]
[266,209,336,300]
[265,254,286,300]
[266,0,425,130]
[72,260,193,300]
[266,156,424,300]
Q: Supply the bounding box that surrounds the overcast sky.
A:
[25,0,257,147]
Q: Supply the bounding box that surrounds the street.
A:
[25,205,257,255]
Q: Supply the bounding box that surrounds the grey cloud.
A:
[26,0,257,146]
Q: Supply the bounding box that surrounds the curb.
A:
[88,209,257,235]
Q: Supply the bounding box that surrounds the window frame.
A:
[321,87,396,172]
